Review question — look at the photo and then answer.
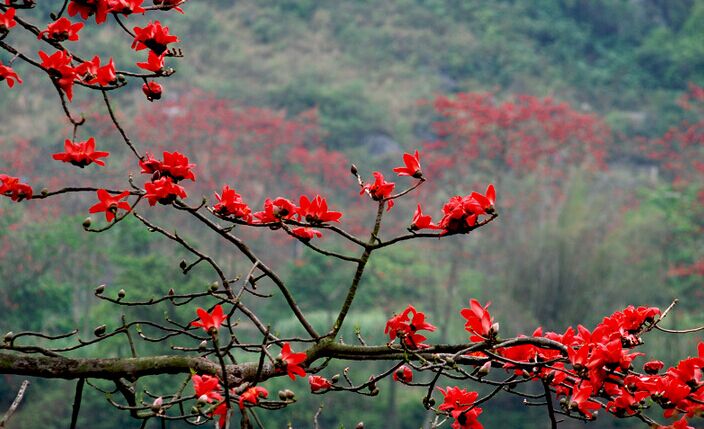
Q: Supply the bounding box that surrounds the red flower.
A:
[297,195,342,224]
[279,342,307,380]
[308,376,332,392]
[108,0,145,15]
[52,138,109,167]
[253,197,297,223]
[361,172,395,211]
[657,417,695,429]
[67,0,109,24]
[410,204,439,231]
[132,21,179,55]
[0,62,22,88]
[139,151,196,182]
[38,50,77,101]
[568,382,601,418]
[88,189,131,222]
[142,81,162,101]
[191,304,226,333]
[76,56,116,86]
[438,195,484,235]
[238,386,267,410]
[211,402,229,429]
[144,177,187,205]
[393,150,423,178]
[191,374,223,403]
[136,51,166,73]
[37,17,83,42]
[384,305,436,349]
[0,7,16,31]
[460,299,495,342]
[0,174,32,201]
[213,185,252,222]
[470,184,496,214]
[643,360,665,375]
[152,0,184,13]
[393,365,413,383]
[437,386,478,414]
[291,227,322,242]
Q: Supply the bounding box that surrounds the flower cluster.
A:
[213,185,252,222]
[384,305,436,349]
[0,174,32,201]
[139,151,194,205]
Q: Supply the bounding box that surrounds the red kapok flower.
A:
[191,304,226,334]
[438,195,485,235]
[0,7,16,31]
[297,195,342,224]
[309,376,332,392]
[0,174,32,201]
[410,204,440,231]
[139,151,196,182]
[393,150,423,178]
[384,305,436,349]
[144,177,187,206]
[253,197,297,223]
[67,0,109,24]
[136,50,166,73]
[142,81,162,101]
[132,20,179,55]
[279,342,307,380]
[211,402,229,429]
[52,138,109,167]
[643,360,665,375]
[238,386,267,410]
[38,17,83,42]
[460,299,495,342]
[361,171,395,211]
[0,62,22,88]
[470,184,496,214]
[213,185,252,222]
[291,227,322,242]
[108,0,145,15]
[76,56,116,86]
[393,365,413,383]
[88,189,131,222]
[568,382,601,418]
[38,50,77,101]
[191,374,223,403]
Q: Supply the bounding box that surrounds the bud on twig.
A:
[179,260,187,270]
[278,390,287,400]
[283,389,295,400]
[209,281,219,292]
[117,289,126,299]
[198,340,207,352]
[94,284,105,295]
[82,217,92,229]
[168,288,175,296]
[350,164,358,175]
[150,397,163,413]
[355,423,364,429]
[477,361,491,378]
[4,332,14,344]
[94,325,107,336]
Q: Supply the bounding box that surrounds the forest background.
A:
[0,1,703,428]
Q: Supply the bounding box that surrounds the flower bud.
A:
[350,164,358,175]
[150,396,163,412]
[82,217,92,229]
[278,390,287,400]
[4,331,14,344]
[331,374,340,383]
[197,394,209,405]
[477,361,491,378]
[94,325,107,336]
[179,260,187,270]
[209,281,219,292]
[489,322,500,337]
[94,284,105,295]
[283,389,295,400]
[355,423,364,429]
[198,340,208,352]
[117,289,126,299]
[41,188,48,196]
[369,387,379,396]
[423,397,435,408]
[168,288,175,296]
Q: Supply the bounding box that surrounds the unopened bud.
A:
[369,388,379,396]
[179,260,187,270]
[477,361,491,378]
[40,188,48,196]
[150,397,163,412]
[191,406,199,413]
[209,281,219,292]
[198,340,208,352]
[423,397,435,408]
[95,284,105,295]
[4,332,14,343]
[94,325,107,336]
[117,74,126,83]
[331,374,340,383]
[197,394,209,405]
[278,390,287,400]
[168,288,175,296]
[350,164,358,175]
[490,322,500,337]
[117,289,126,299]
[82,217,92,229]
[355,423,364,429]
[283,389,295,400]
